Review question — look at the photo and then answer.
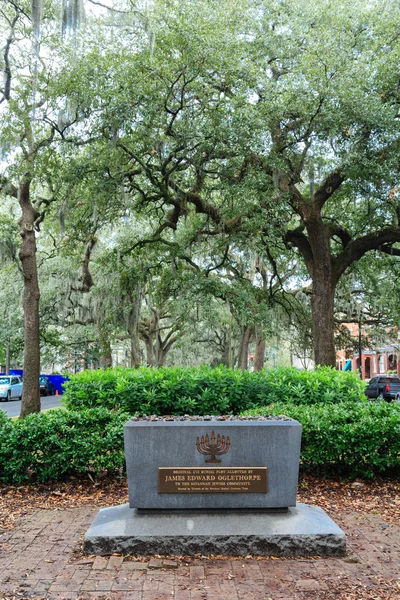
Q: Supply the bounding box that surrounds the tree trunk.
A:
[18,180,41,418]
[254,329,266,371]
[5,339,10,375]
[311,272,336,366]
[130,334,141,368]
[145,337,155,366]
[156,342,165,367]
[237,325,252,370]
[219,344,230,367]
[97,318,112,369]
[306,218,337,367]
[155,333,178,367]
[139,312,157,367]
[128,285,142,368]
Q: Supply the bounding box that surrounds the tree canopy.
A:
[2,0,400,414]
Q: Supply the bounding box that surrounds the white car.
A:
[0,375,23,401]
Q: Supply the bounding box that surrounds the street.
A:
[0,395,63,418]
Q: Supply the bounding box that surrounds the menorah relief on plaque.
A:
[196,431,231,463]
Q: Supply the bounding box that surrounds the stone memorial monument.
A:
[84,415,346,556]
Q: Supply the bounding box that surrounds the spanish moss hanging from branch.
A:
[31,0,43,123]
[62,0,85,41]
[87,0,155,53]
[31,0,42,46]
[59,0,85,126]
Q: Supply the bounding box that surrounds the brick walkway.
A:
[0,506,399,599]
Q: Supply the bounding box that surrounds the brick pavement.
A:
[0,506,399,599]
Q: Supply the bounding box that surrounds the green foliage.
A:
[263,367,366,404]
[244,401,400,478]
[62,366,366,415]
[0,408,128,484]
[0,409,9,427]
[1,396,398,483]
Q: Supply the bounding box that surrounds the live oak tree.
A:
[244,0,400,365]
[0,0,59,415]
[6,0,400,386]
[0,0,151,412]
[0,0,101,414]
[56,0,292,356]
[97,231,190,368]
[78,0,400,367]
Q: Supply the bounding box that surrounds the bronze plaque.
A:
[158,467,268,494]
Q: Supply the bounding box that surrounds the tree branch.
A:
[313,168,345,210]
[284,227,314,276]
[80,237,97,292]
[334,226,400,279]
[0,11,18,103]
[0,175,18,198]
[325,222,352,247]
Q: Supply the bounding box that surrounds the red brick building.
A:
[336,323,400,379]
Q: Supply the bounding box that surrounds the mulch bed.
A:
[0,477,128,531]
[1,473,399,531]
[0,473,399,600]
[298,473,400,524]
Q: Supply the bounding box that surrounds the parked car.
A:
[39,376,55,396]
[0,375,23,401]
[364,375,400,402]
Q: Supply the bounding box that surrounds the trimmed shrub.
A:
[62,366,366,414]
[0,409,9,426]
[0,400,398,482]
[0,408,128,484]
[244,401,400,478]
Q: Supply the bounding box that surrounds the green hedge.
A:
[0,409,9,426]
[62,366,366,414]
[244,401,400,477]
[0,407,128,484]
[0,400,398,482]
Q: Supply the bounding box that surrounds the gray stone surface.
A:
[124,419,302,509]
[84,502,346,557]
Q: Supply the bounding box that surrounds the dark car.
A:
[39,376,55,396]
[364,375,400,402]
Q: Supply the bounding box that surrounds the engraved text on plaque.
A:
[158,467,268,494]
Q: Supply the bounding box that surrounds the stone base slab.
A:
[84,503,346,557]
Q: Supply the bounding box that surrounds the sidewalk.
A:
[0,504,399,600]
